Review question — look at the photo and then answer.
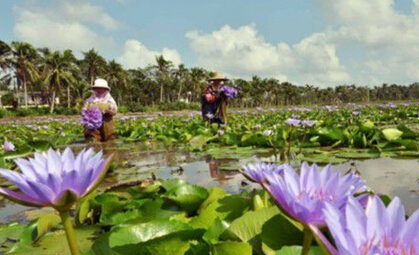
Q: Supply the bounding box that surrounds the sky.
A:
[1,0,419,87]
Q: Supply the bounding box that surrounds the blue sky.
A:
[1,0,419,86]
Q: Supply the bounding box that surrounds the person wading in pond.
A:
[83,78,118,142]
[201,72,228,125]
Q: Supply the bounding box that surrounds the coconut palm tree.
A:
[188,67,207,103]
[41,51,76,113]
[10,42,39,107]
[0,41,12,72]
[62,50,79,108]
[174,64,189,101]
[105,60,127,105]
[81,49,107,85]
[154,55,173,103]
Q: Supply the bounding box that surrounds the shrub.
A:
[159,102,200,111]
[0,108,8,118]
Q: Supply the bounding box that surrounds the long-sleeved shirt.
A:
[83,92,118,115]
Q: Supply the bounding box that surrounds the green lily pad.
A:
[296,154,348,164]
[164,185,209,214]
[274,246,324,255]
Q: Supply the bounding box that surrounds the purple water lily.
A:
[286,118,301,126]
[3,141,15,152]
[301,120,315,127]
[323,196,419,255]
[0,148,113,210]
[220,85,238,99]
[242,162,284,183]
[262,162,366,226]
[263,130,273,136]
[81,107,103,130]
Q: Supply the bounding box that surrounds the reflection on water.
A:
[335,158,419,215]
[1,141,419,223]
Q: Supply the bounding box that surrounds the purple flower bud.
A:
[263,130,273,136]
[3,141,15,152]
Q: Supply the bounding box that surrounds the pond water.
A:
[1,140,419,224]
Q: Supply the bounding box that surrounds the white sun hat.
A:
[92,78,110,90]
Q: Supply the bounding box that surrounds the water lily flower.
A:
[205,113,214,119]
[3,141,15,152]
[322,196,419,255]
[388,103,396,108]
[220,85,238,99]
[0,148,112,255]
[286,118,301,126]
[262,162,366,226]
[241,162,284,183]
[263,130,273,136]
[81,107,103,130]
[0,148,112,210]
[301,120,315,127]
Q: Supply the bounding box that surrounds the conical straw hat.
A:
[208,71,228,81]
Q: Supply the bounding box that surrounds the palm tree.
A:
[81,49,107,85]
[41,51,76,113]
[105,60,127,105]
[174,64,189,101]
[10,42,39,107]
[62,50,78,108]
[189,67,206,103]
[154,55,173,103]
[0,41,12,72]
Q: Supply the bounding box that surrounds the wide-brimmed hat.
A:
[92,78,110,90]
[208,71,228,81]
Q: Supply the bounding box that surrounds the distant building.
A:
[15,91,59,106]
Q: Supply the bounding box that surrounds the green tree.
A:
[105,60,127,105]
[154,55,173,103]
[81,48,107,85]
[10,41,39,107]
[40,51,77,113]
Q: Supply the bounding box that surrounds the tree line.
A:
[1,40,419,113]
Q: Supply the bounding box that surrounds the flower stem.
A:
[59,210,81,255]
[301,227,313,255]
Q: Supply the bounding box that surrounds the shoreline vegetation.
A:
[1,40,419,116]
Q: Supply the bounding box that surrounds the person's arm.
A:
[104,96,118,116]
[203,87,217,103]
[82,97,92,111]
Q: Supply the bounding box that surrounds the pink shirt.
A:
[83,92,118,113]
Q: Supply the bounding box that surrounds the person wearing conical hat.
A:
[83,78,118,142]
[201,71,228,125]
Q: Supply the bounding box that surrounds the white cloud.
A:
[186,24,349,86]
[186,0,419,86]
[13,0,117,55]
[62,1,119,30]
[314,0,419,84]
[117,39,182,69]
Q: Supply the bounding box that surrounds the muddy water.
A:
[1,141,419,223]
